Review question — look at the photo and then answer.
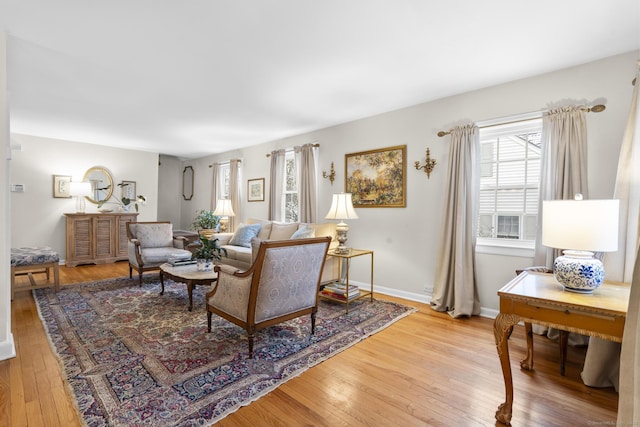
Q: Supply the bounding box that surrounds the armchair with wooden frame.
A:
[127,221,193,284]
[206,236,331,358]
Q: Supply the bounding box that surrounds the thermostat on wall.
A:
[11,184,25,193]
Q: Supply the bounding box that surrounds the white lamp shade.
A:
[325,193,358,220]
[69,181,92,197]
[213,199,235,217]
[542,199,619,252]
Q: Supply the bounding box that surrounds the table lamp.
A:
[213,199,235,233]
[69,181,92,213]
[325,193,358,254]
[542,196,619,293]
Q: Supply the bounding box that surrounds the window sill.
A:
[476,239,535,258]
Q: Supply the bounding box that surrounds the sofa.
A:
[212,219,339,284]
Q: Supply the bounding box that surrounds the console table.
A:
[494,271,630,425]
[65,212,138,266]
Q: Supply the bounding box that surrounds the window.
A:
[283,150,299,222]
[218,162,230,199]
[477,118,542,248]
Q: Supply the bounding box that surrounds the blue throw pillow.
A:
[291,225,315,239]
[229,223,262,248]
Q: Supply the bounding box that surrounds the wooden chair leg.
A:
[248,333,255,359]
[207,311,212,332]
[129,265,133,278]
[311,312,317,334]
[138,271,143,286]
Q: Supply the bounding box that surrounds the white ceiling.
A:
[1,1,639,159]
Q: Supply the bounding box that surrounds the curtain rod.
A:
[436,104,606,137]
[266,143,320,157]
[208,159,242,168]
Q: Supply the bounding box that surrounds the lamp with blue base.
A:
[542,196,619,293]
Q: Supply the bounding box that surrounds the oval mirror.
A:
[83,166,114,204]
[183,166,194,200]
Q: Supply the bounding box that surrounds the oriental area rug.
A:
[33,276,416,426]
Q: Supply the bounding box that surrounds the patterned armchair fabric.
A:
[206,236,331,358]
[127,222,192,285]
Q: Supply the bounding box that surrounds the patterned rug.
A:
[33,276,416,426]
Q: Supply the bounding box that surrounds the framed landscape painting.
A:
[345,145,406,208]
[247,178,265,202]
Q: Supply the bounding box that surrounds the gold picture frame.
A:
[53,175,72,198]
[345,145,406,208]
[247,178,265,202]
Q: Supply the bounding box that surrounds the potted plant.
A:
[192,236,226,271]
[192,209,221,238]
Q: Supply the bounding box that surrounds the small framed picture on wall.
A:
[247,178,265,202]
[53,175,72,198]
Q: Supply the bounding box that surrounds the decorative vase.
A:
[121,204,131,213]
[196,258,213,272]
[200,229,216,239]
[553,250,605,293]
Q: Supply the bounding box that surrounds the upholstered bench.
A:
[11,247,60,299]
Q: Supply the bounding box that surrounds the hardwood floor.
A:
[1,262,618,426]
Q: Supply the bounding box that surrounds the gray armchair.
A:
[206,236,331,358]
[127,221,192,284]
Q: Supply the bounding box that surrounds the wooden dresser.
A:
[64,212,138,267]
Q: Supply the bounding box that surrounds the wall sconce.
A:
[322,161,336,185]
[414,148,437,179]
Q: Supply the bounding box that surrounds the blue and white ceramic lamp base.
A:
[553,250,605,293]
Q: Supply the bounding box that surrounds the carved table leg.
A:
[160,271,165,295]
[520,322,534,371]
[494,313,520,426]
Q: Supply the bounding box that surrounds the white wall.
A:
[157,154,182,225]
[1,32,16,361]
[10,135,160,262]
[182,50,638,312]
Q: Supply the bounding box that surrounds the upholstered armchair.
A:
[206,236,331,358]
[127,221,193,284]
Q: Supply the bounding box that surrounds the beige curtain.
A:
[228,159,241,231]
[619,250,640,425]
[616,64,640,424]
[210,162,220,212]
[586,67,640,392]
[430,124,480,318]
[296,144,317,223]
[531,106,591,347]
[534,105,589,267]
[268,149,285,221]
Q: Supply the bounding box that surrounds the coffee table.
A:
[159,263,217,311]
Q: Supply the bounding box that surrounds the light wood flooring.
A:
[1,262,618,426]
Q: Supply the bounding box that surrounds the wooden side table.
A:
[159,263,217,311]
[320,248,374,313]
[494,271,629,425]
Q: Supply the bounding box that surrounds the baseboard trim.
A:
[354,280,500,320]
[0,332,16,361]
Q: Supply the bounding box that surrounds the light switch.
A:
[11,184,25,193]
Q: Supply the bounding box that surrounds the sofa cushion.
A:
[221,244,253,265]
[132,223,174,248]
[247,218,272,240]
[229,223,262,248]
[269,222,299,240]
[291,225,315,239]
